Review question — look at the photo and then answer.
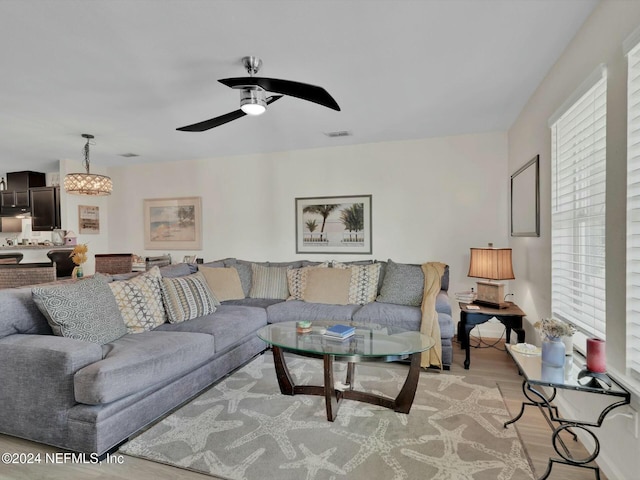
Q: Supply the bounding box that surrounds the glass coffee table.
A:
[257,320,435,422]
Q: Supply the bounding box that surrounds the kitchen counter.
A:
[0,245,66,250]
[0,245,70,264]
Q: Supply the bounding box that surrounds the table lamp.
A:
[467,243,515,308]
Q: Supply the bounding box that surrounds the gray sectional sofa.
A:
[0,258,452,456]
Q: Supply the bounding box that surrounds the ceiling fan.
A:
[176,56,341,132]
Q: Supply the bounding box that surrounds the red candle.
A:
[586,338,606,373]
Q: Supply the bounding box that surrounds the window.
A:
[627,34,640,381]
[550,65,607,339]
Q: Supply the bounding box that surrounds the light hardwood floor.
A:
[0,338,606,480]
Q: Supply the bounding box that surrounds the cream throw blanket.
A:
[420,262,446,369]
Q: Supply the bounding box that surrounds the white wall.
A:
[108,131,510,313]
[508,2,640,479]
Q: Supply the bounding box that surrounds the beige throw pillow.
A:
[303,268,351,305]
[198,266,245,301]
[286,262,330,300]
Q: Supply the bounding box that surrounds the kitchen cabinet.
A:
[29,187,60,231]
[1,190,29,208]
[6,171,46,191]
[1,171,47,215]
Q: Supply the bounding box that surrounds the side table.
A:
[504,345,630,480]
[458,301,525,369]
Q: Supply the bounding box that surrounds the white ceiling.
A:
[0,0,598,175]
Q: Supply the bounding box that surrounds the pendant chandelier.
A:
[64,134,113,196]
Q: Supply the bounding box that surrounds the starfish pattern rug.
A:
[120,353,534,480]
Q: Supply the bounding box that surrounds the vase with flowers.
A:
[534,318,576,367]
[69,243,88,278]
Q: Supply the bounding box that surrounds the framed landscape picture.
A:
[295,195,372,254]
[144,197,202,250]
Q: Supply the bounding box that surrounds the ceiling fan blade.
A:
[219,77,340,111]
[176,110,245,132]
[176,95,283,132]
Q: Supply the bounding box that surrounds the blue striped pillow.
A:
[249,263,290,299]
[161,272,217,323]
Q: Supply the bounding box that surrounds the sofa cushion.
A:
[286,263,330,301]
[303,268,351,305]
[267,300,361,323]
[222,259,252,297]
[161,272,217,323]
[109,266,167,334]
[155,304,267,354]
[74,331,215,404]
[353,294,454,338]
[376,259,424,306]
[198,266,245,301]
[249,263,290,299]
[334,262,381,305]
[221,298,284,308]
[32,275,127,345]
[159,263,193,278]
[0,287,52,338]
[266,260,304,268]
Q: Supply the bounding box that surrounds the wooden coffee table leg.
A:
[394,352,421,414]
[272,346,294,395]
[346,361,356,390]
[324,355,340,421]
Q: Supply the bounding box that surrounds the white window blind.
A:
[627,40,640,380]
[551,68,607,339]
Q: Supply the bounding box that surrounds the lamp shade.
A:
[64,173,113,196]
[468,247,515,280]
[64,133,113,196]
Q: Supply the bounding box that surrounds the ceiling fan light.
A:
[240,88,267,116]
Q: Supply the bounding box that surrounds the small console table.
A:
[504,345,630,480]
[458,302,525,369]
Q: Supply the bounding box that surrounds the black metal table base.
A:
[504,380,629,480]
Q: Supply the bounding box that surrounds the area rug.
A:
[120,354,534,480]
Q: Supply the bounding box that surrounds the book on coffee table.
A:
[323,324,355,339]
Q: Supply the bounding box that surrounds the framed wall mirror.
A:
[511,155,540,237]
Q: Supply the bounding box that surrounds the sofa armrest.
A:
[0,334,103,441]
[436,290,451,316]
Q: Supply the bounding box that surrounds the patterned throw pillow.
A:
[248,264,290,299]
[333,262,381,305]
[32,274,127,344]
[161,272,217,323]
[376,259,424,306]
[109,267,167,334]
[286,262,330,300]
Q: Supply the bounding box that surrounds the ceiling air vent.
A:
[324,130,352,138]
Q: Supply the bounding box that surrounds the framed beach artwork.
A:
[144,197,202,250]
[295,195,372,254]
[78,205,100,234]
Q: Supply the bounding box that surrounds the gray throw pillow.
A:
[376,259,424,306]
[32,274,127,344]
